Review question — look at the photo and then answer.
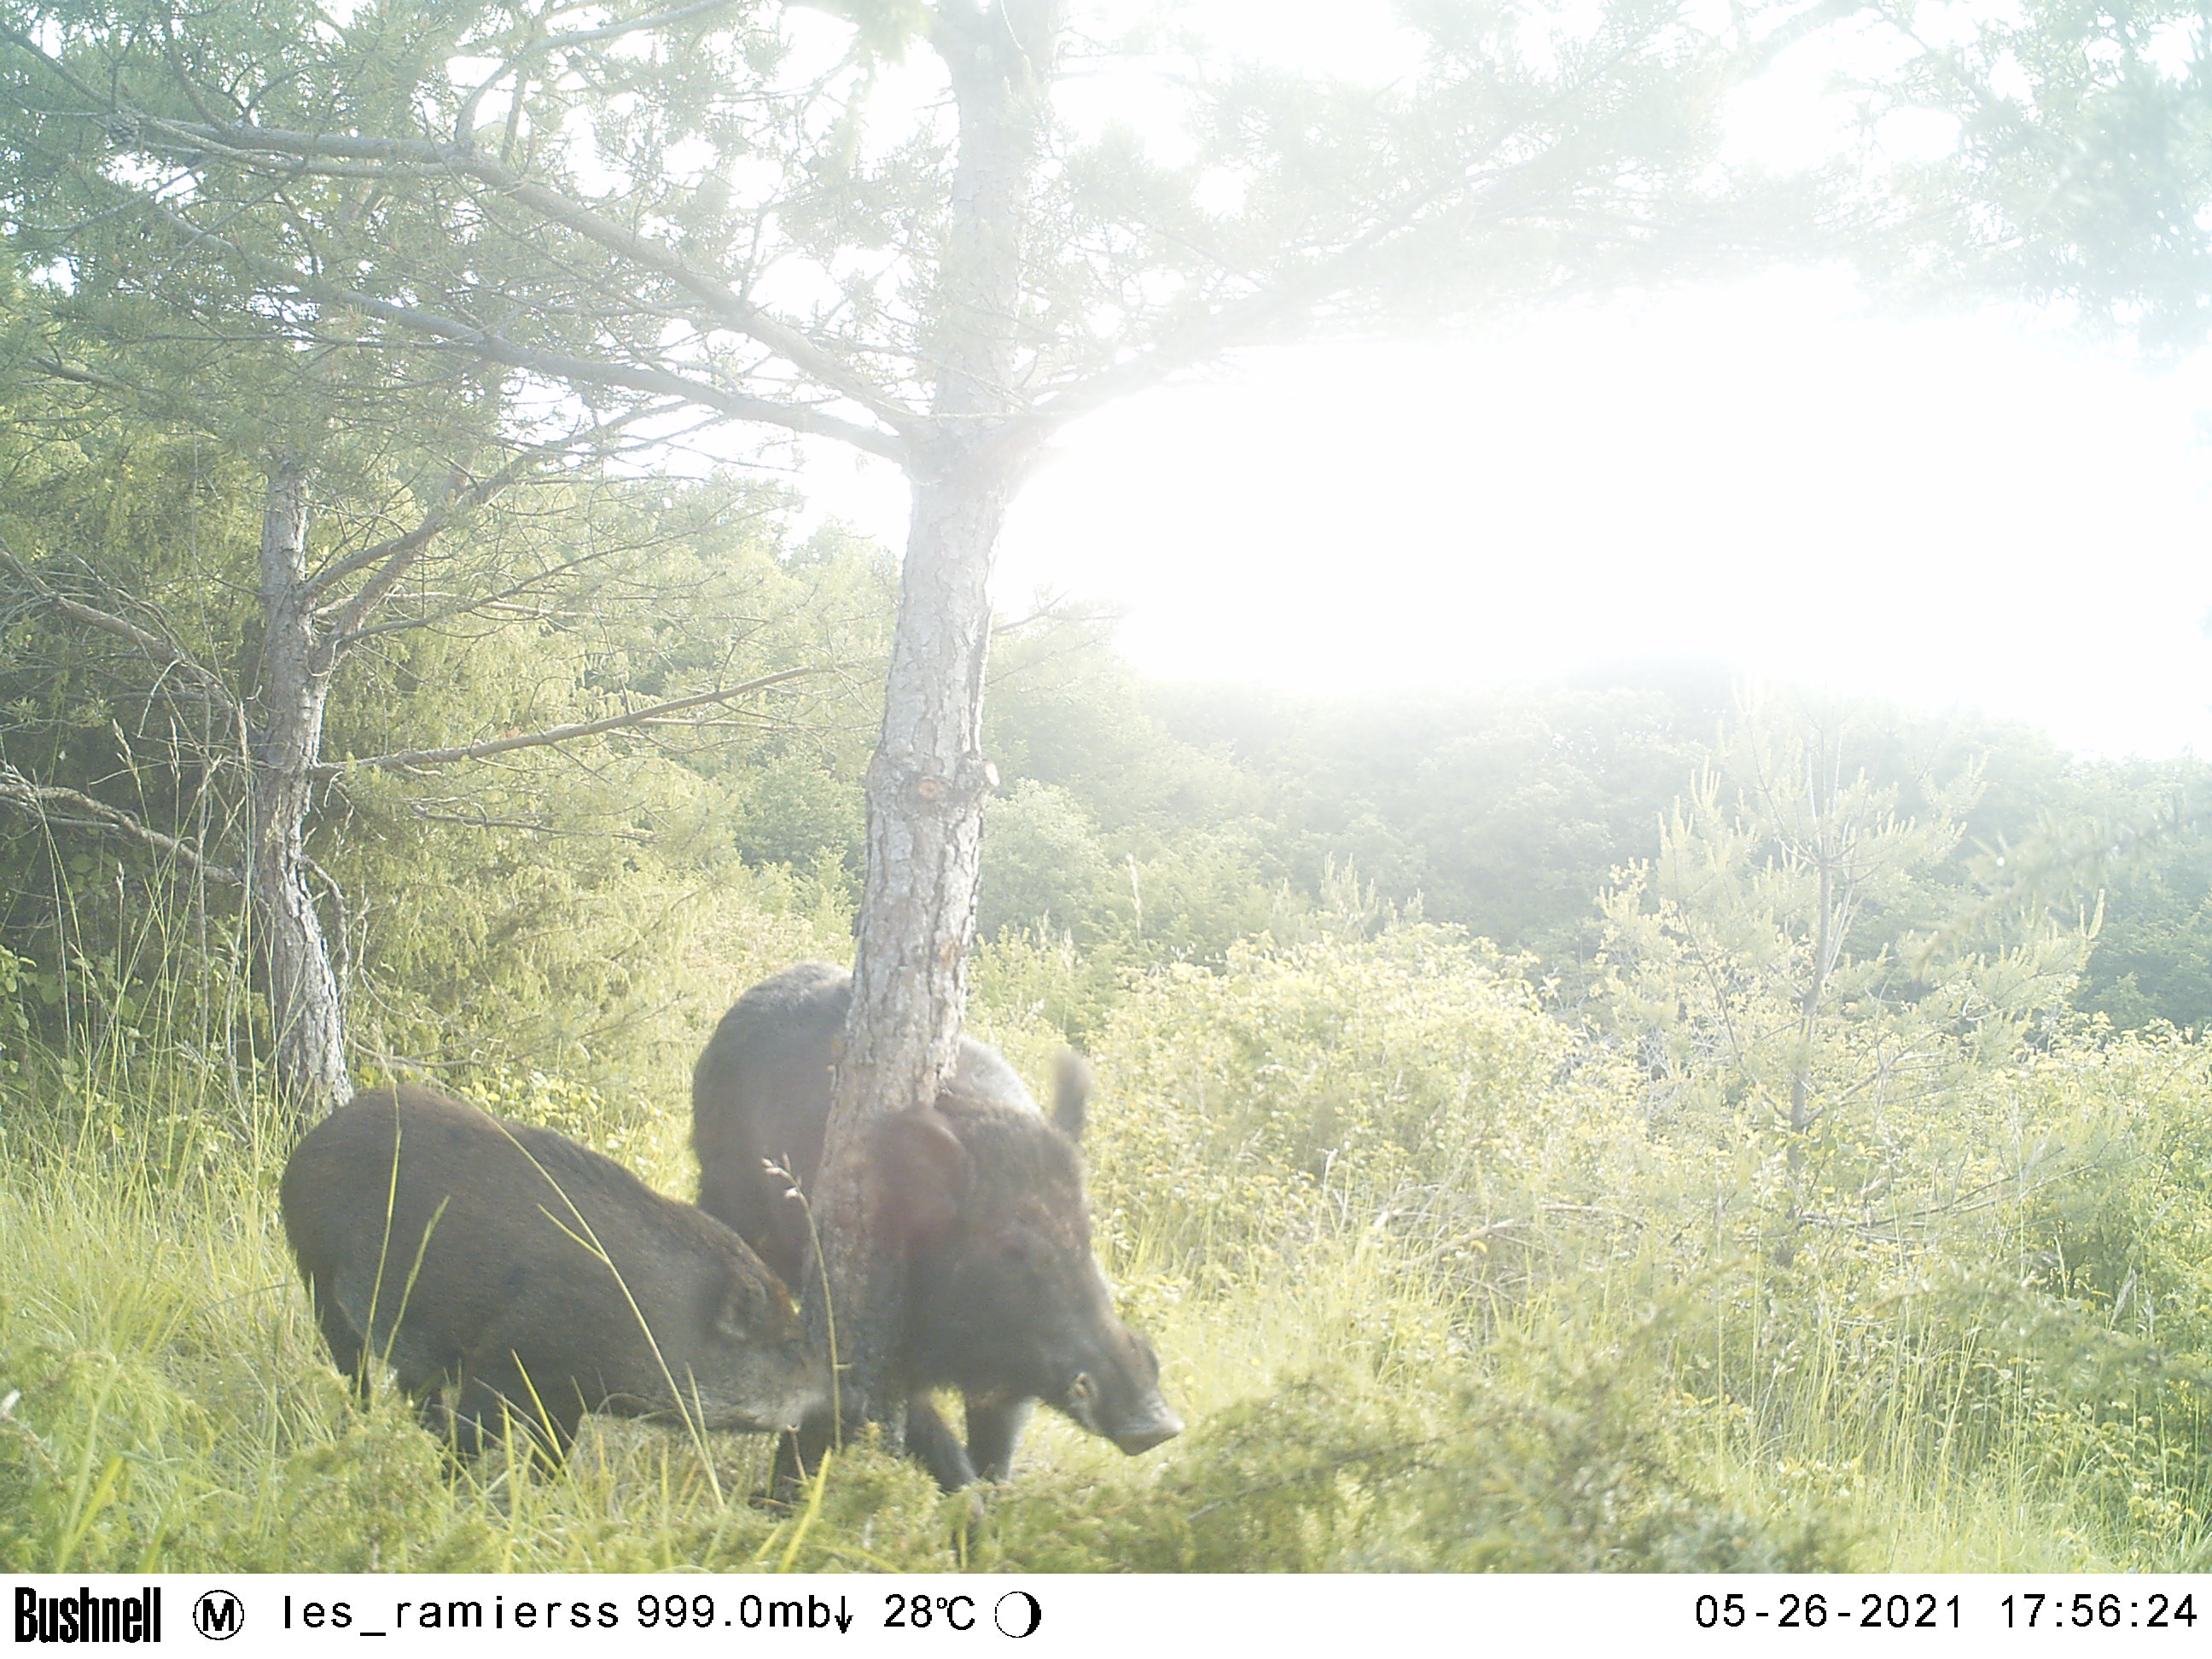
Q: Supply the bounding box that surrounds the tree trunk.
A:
[806,0,1061,1445]
[248,456,352,1122]
[809,454,1016,1437]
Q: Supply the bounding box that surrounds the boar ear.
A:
[713,1267,772,1337]
[1051,1051,1092,1143]
[876,1107,971,1242]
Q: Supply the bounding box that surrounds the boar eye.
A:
[1068,1371,1096,1405]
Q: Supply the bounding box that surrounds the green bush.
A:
[1086,926,1645,1275]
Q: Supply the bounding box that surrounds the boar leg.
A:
[771,1399,977,1497]
[439,1380,499,1459]
[906,1394,978,1491]
[963,1393,1032,1483]
[765,1409,835,1505]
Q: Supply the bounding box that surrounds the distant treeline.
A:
[987,637,2212,1038]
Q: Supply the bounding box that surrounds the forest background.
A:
[9,0,2212,1573]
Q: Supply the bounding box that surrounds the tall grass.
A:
[8,926,2212,1570]
[5,1092,2192,1574]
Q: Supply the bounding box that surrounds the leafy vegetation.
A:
[8,0,2212,1580]
[9,584,2212,1569]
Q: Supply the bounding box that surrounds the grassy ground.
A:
[5,1046,2209,1574]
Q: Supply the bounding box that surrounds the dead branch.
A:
[0,550,244,722]
[0,764,246,886]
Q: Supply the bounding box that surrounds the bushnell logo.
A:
[13,1587,163,1644]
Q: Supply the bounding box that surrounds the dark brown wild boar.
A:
[281,1084,825,1457]
[692,961,1181,1489]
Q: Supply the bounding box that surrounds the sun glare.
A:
[981,274,2212,759]
[772,7,2212,762]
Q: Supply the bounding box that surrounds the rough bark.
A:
[247,456,353,1121]
[806,0,1061,1446]
[807,453,1017,1440]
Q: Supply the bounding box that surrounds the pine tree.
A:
[2,0,1850,1439]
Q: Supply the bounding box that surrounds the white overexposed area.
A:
[786,7,2212,764]
[806,272,2212,762]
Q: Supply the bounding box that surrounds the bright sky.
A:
[803,272,2212,761]
[784,6,2212,764]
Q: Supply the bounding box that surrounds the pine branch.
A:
[310,452,551,643]
[309,406,671,620]
[452,0,758,147]
[330,535,721,647]
[306,458,521,606]
[84,97,923,442]
[133,192,910,460]
[322,667,835,772]
[31,356,229,438]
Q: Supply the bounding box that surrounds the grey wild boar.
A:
[692,961,1181,1489]
[281,1084,826,1457]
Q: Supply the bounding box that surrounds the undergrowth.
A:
[8,932,2212,1571]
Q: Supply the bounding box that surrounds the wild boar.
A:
[692,961,1181,1489]
[281,1084,825,1457]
